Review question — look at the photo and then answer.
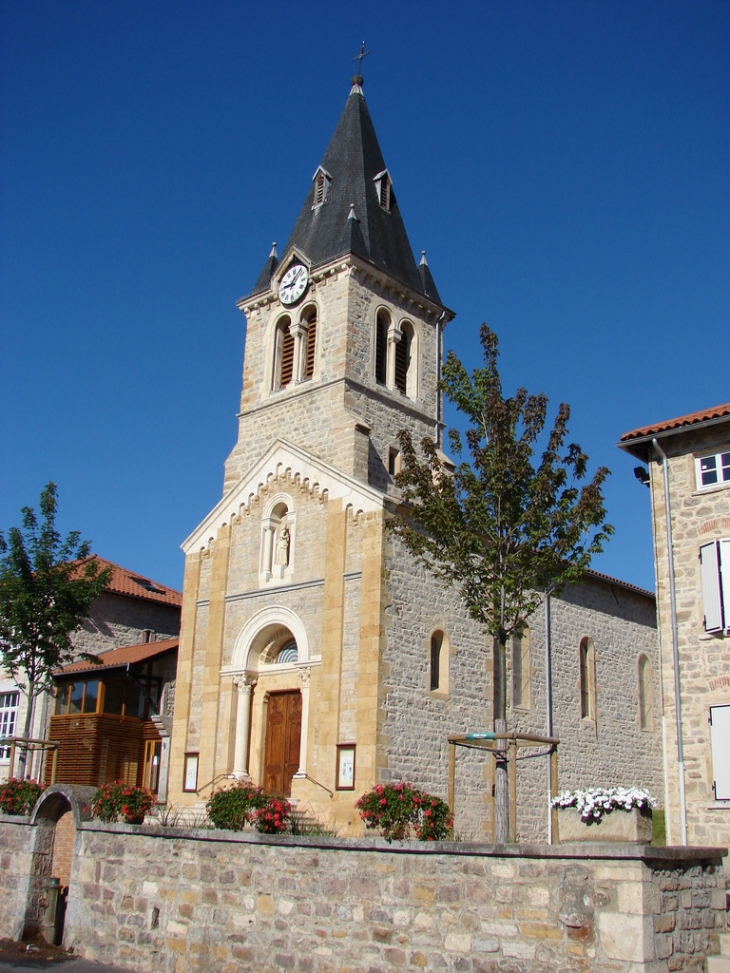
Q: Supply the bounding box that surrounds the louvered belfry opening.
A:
[375,312,388,384]
[276,318,294,388]
[314,171,326,207]
[304,312,317,379]
[394,327,410,394]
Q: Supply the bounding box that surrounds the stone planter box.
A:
[558,806,652,843]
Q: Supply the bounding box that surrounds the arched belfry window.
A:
[375,310,388,385]
[260,497,296,583]
[302,305,317,381]
[395,323,413,395]
[273,316,294,390]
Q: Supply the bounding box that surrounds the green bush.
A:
[206,781,268,831]
[0,777,44,815]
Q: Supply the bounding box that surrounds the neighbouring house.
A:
[0,557,181,788]
[619,401,730,848]
[166,76,663,839]
[47,636,178,800]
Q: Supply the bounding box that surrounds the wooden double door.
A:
[263,691,301,797]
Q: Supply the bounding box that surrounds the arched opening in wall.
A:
[512,628,531,709]
[273,316,294,390]
[302,305,317,380]
[638,654,653,730]
[260,500,294,582]
[375,309,389,385]
[429,630,449,695]
[579,637,596,721]
[394,323,411,394]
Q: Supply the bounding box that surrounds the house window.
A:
[55,680,101,716]
[699,539,730,633]
[710,705,730,800]
[638,654,653,730]
[429,631,449,695]
[696,451,730,490]
[512,630,531,709]
[273,316,294,390]
[0,691,19,758]
[388,447,401,477]
[579,637,596,721]
[375,310,388,384]
[373,169,392,211]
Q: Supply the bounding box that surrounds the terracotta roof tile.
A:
[57,637,179,676]
[76,556,182,607]
[620,402,730,443]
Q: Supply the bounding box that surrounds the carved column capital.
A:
[298,665,312,688]
[232,673,255,694]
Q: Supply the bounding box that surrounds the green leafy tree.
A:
[394,325,613,841]
[0,484,111,762]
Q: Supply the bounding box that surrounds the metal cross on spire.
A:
[351,41,370,85]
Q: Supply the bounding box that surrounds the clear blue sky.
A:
[1,1,728,594]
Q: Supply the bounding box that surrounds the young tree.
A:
[0,484,111,766]
[394,324,613,842]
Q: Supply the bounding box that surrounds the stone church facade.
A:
[167,77,662,839]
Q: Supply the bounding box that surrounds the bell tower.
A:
[223,76,454,496]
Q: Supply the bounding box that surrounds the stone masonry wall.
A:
[647,424,730,848]
[1,817,726,973]
[73,591,181,656]
[381,528,663,843]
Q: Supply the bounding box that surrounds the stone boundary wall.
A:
[1,816,727,973]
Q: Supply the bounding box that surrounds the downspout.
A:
[652,437,688,845]
[545,594,554,842]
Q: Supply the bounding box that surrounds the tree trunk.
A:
[17,682,35,777]
[493,636,509,844]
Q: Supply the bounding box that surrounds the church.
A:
[167,74,662,839]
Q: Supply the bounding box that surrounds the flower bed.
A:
[206,782,290,834]
[91,782,156,823]
[0,778,44,816]
[551,787,657,843]
[356,781,453,842]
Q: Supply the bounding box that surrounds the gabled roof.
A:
[56,637,179,677]
[620,402,730,443]
[618,401,730,460]
[249,83,443,305]
[76,556,182,607]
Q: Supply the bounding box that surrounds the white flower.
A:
[550,786,657,822]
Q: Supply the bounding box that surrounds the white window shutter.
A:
[719,539,730,632]
[700,541,723,633]
[710,705,730,800]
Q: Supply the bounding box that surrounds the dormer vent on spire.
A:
[312,167,332,209]
[373,169,392,211]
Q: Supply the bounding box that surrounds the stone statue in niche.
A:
[275,523,290,567]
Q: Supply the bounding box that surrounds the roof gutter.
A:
[652,436,687,846]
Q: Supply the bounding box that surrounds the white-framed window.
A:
[696,450,730,490]
[709,705,730,800]
[699,539,730,633]
[0,691,20,759]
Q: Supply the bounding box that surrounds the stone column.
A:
[294,666,312,778]
[260,519,274,579]
[289,321,306,384]
[232,675,255,778]
[386,324,401,389]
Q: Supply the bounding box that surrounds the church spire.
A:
[249,78,443,305]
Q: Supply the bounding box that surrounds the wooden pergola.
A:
[447,731,560,844]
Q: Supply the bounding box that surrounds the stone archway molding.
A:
[31,784,97,828]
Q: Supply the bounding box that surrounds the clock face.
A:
[279,264,309,305]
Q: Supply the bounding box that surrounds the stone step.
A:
[707,956,730,973]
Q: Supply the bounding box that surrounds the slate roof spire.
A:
[249,82,442,305]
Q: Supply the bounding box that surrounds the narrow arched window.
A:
[579,637,596,720]
[394,325,410,394]
[430,632,443,691]
[375,310,388,385]
[303,308,317,380]
[512,629,531,709]
[273,316,293,390]
[638,654,653,730]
